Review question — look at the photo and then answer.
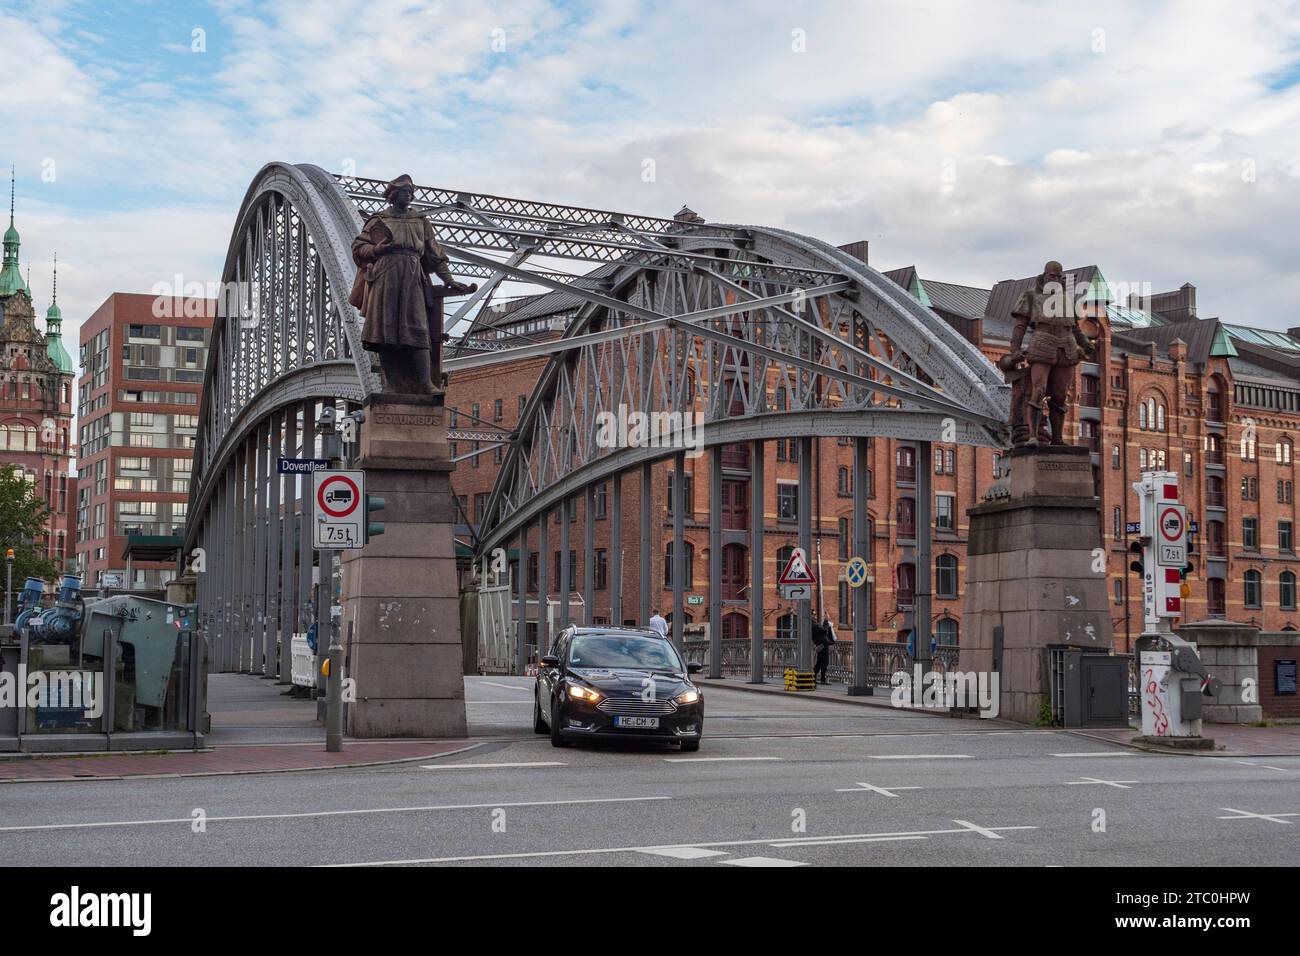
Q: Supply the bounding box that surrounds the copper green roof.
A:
[1209,324,1239,357]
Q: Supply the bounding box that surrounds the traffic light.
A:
[1179,562,1195,599]
[1128,540,1145,575]
[365,494,386,542]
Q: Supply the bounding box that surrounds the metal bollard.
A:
[325,641,344,752]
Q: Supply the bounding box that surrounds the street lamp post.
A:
[4,548,13,626]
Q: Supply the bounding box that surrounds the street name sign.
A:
[279,456,332,475]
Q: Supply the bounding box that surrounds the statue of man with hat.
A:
[348,173,476,394]
[1007,260,1096,446]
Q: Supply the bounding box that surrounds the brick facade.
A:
[446,269,1300,658]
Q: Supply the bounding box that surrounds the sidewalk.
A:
[1073,722,1300,758]
[699,678,1300,755]
[0,674,478,783]
[694,676,1018,726]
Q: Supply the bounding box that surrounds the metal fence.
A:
[681,638,961,688]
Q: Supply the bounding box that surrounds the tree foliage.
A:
[0,465,59,583]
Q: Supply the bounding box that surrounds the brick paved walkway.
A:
[0,673,480,783]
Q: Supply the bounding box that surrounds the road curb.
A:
[0,742,485,784]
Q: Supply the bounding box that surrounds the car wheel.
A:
[549,701,569,748]
[679,739,700,752]
[533,692,548,734]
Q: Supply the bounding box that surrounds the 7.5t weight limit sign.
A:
[313,470,365,549]
[1157,503,1187,567]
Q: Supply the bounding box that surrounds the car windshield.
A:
[568,634,683,672]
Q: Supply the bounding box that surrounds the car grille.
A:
[597,698,678,716]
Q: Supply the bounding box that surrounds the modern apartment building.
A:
[75,293,213,588]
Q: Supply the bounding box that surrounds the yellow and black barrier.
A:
[784,668,816,691]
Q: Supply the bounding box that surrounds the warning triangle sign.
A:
[778,547,817,586]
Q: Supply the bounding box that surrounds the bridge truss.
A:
[187,162,1008,682]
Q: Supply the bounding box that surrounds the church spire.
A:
[44,251,73,374]
[0,164,25,298]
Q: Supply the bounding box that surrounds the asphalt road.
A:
[1,676,1296,866]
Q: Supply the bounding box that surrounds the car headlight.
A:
[675,689,700,705]
[567,684,603,703]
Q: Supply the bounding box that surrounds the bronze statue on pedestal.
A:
[348,174,477,394]
[1006,260,1097,446]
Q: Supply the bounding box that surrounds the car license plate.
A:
[614,716,659,729]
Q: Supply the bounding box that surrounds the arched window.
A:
[1281,572,1297,611]
[936,554,958,598]
[1138,403,1148,430]
[1139,448,1148,469]
[1206,476,1224,507]
[1111,444,1120,470]
[1206,519,1226,556]
[837,466,852,497]
[664,541,694,588]
[896,497,916,538]
[1278,439,1294,466]
[776,611,796,641]
[1208,376,1227,422]
[1156,403,1165,432]
[1207,578,1226,616]
[721,543,746,599]
[945,449,955,473]
[936,618,959,645]
[837,517,850,560]
[896,563,916,609]
[721,612,748,640]
[1244,570,1262,608]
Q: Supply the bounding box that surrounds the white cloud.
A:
[2,0,1299,340]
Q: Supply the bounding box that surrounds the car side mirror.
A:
[540,655,560,668]
[686,661,703,674]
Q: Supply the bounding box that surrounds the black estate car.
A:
[534,626,705,751]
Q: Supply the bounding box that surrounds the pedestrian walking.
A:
[812,613,834,684]
[648,608,668,639]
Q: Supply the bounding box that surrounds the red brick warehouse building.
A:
[75,293,214,589]
[446,238,1300,656]
[0,183,76,569]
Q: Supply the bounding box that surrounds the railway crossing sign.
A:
[313,469,365,549]
[845,555,869,588]
[778,547,816,600]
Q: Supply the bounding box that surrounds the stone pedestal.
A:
[1176,619,1263,724]
[339,393,467,738]
[960,445,1113,724]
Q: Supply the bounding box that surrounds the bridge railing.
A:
[680,638,961,687]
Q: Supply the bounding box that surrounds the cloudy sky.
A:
[3,0,1299,347]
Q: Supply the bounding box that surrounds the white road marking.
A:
[479,681,531,692]
[835,782,921,797]
[638,847,729,860]
[720,856,807,867]
[0,795,669,834]
[1049,752,1135,757]
[1261,766,1291,773]
[465,700,534,704]
[419,761,566,770]
[1064,777,1138,789]
[329,820,1038,866]
[772,835,926,848]
[867,754,971,760]
[662,756,783,763]
[952,819,1012,840]
[1217,807,1298,825]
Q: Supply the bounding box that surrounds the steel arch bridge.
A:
[187,161,1009,679]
